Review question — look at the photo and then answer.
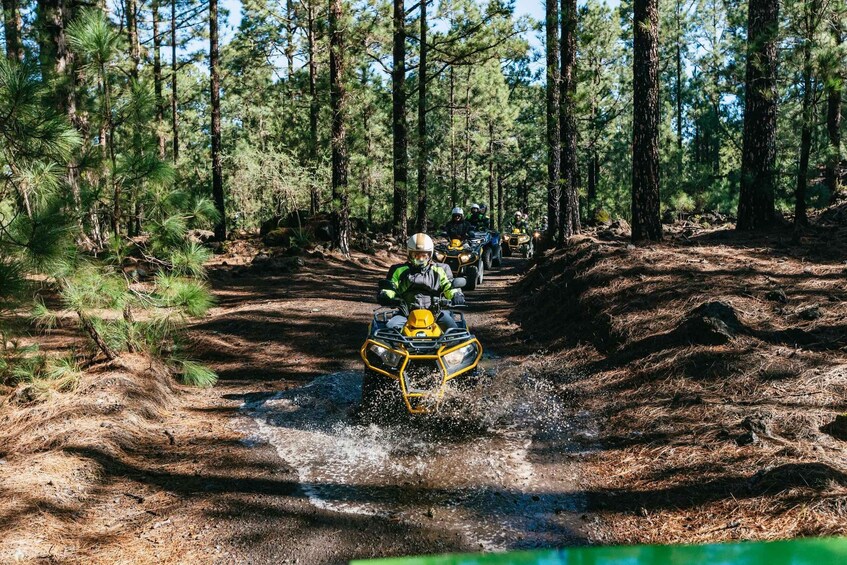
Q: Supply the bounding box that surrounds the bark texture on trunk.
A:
[545,0,561,241]
[2,0,23,61]
[330,0,351,255]
[795,26,814,227]
[153,0,166,158]
[559,0,580,242]
[308,0,320,214]
[631,0,662,242]
[391,0,408,239]
[171,0,179,162]
[415,0,428,232]
[210,0,226,240]
[826,20,843,202]
[737,0,779,230]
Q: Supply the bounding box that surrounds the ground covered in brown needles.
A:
[513,217,847,545]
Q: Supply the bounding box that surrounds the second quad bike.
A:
[501,228,541,259]
[433,233,488,290]
[360,278,483,415]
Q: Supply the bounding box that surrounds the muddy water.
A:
[240,365,586,551]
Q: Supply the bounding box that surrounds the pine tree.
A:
[737,0,780,230]
[632,0,662,241]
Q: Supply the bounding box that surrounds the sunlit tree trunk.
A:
[559,0,580,242]
[171,0,179,162]
[415,0,428,232]
[631,0,662,242]
[308,0,320,214]
[210,0,226,239]
[126,0,140,78]
[330,0,351,254]
[545,0,561,241]
[391,0,408,239]
[153,0,165,159]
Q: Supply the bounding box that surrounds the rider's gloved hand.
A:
[451,291,465,307]
[377,290,396,306]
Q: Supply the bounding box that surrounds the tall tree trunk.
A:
[464,68,471,203]
[488,121,495,226]
[496,164,503,231]
[632,0,662,242]
[449,66,457,206]
[415,0,428,232]
[308,0,320,214]
[210,0,226,240]
[329,0,350,255]
[126,0,140,78]
[364,97,374,227]
[171,0,179,162]
[153,0,166,158]
[737,0,779,230]
[588,149,598,206]
[795,26,814,227]
[2,0,23,61]
[559,0,580,242]
[545,0,561,242]
[286,0,294,99]
[827,19,843,203]
[391,0,408,239]
[675,0,683,177]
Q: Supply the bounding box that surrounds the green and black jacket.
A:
[380,263,458,309]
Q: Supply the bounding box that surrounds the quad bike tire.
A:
[465,261,482,291]
[492,244,502,268]
[358,368,395,421]
[483,248,493,270]
[523,242,534,260]
[501,243,512,257]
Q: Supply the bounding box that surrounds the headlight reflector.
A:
[434,251,446,262]
[368,343,403,368]
[442,343,478,371]
[459,252,472,263]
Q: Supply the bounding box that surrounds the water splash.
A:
[240,367,586,550]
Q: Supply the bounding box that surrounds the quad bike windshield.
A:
[360,304,482,414]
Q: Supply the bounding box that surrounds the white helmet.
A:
[406,233,434,267]
[514,210,522,218]
[451,207,464,217]
[470,203,480,212]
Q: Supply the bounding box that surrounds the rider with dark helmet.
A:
[468,203,490,231]
[444,207,474,241]
[378,233,465,330]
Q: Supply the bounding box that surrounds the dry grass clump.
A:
[0,354,178,562]
[514,226,847,545]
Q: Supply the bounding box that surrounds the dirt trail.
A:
[159,249,588,563]
[0,245,589,564]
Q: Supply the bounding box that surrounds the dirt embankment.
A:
[513,223,847,544]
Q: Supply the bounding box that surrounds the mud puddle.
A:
[240,366,586,551]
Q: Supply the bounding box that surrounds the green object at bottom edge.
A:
[351,537,847,565]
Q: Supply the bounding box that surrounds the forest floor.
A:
[3,214,847,563]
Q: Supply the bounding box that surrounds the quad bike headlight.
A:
[434,251,446,262]
[368,343,403,369]
[459,252,472,263]
[443,343,479,372]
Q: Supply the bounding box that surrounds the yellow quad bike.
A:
[433,237,485,290]
[359,278,483,416]
[501,228,541,259]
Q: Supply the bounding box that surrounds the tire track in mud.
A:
[236,258,591,551]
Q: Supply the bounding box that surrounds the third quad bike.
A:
[433,233,488,290]
[360,278,483,415]
[501,228,541,259]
